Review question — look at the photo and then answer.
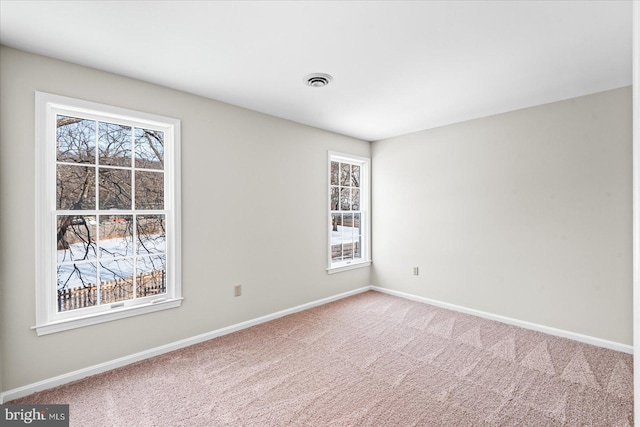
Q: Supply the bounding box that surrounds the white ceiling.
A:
[0,1,632,141]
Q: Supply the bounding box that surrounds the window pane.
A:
[351,165,360,188]
[331,213,341,234]
[57,262,97,291]
[351,188,360,210]
[135,171,164,209]
[57,262,98,311]
[342,243,355,260]
[340,187,350,210]
[341,214,356,260]
[99,258,134,304]
[340,163,350,186]
[137,214,166,255]
[99,168,132,209]
[57,164,96,210]
[99,215,133,258]
[56,115,95,164]
[57,215,97,262]
[136,255,166,298]
[354,213,362,259]
[331,213,342,261]
[99,122,131,166]
[330,186,339,210]
[331,244,342,261]
[343,213,354,240]
[330,161,339,186]
[135,128,164,170]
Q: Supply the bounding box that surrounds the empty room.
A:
[0,1,638,426]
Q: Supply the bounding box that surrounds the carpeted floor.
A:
[10,291,634,426]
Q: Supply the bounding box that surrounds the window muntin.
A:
[328,152,370,272]
[36,92,181,335]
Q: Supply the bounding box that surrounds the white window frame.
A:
[327,151,371,274]
[34,92,182,336]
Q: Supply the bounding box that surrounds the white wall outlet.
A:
[413,266,419,276]
[234,284,242,297]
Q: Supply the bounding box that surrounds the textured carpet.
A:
[10,291,634,426]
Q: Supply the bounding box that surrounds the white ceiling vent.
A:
[304,73,333,88]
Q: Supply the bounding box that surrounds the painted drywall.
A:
[0,46,371,392]
[632,3,639,421]
[371,87,633,345]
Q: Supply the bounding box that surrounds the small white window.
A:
[327,151,371,273]
[34,92,182,335]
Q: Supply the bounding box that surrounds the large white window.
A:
[35,92,182,335]
[328,151,371,273]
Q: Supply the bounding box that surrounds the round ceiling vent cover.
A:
[304,73,333,87]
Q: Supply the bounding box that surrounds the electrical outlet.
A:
[234,284,242,297]
[413,266,419,276]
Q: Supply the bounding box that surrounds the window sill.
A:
[327,260,371,275]
[33,298,183,336]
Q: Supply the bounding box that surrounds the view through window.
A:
[56,117,167,311]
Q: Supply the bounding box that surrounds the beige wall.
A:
[0,46,371,392]
[371,86,633,345]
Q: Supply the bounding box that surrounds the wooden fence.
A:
[331,242,360,260]
[58,270,166,312]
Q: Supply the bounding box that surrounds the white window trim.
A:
[327,260,372,275]
[327,151,371,273]
[34,92,182,336]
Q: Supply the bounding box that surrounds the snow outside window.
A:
[35,92,182,335]
[327,152,371,273]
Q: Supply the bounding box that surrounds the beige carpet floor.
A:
[10,291,634,426]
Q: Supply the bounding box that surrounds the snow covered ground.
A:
[331,225,360,245]
[57,234,165,290]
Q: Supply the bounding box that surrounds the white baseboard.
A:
[371,286,633,355]
[2,284,632,403]
[0,286,371,404]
